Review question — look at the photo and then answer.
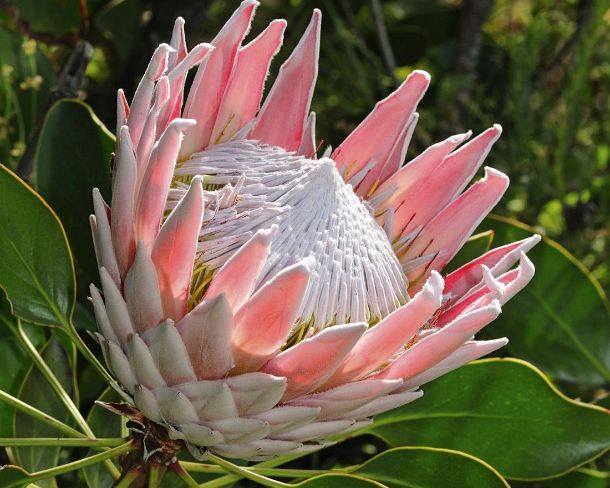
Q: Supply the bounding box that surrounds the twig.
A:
[370,0,398,85]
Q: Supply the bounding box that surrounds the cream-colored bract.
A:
[89,0,539,461]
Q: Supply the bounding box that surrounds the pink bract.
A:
[90,1,539,460]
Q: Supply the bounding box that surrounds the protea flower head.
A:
[90,1,540,461]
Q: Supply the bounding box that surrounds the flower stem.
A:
[207,454,290,488]
[197,452,311,488]
[14,321,97,438]
[0,437,126,447]
[115,467,144,488]
[172,462,200,488]
[18,441,132,486]
[181,462,332,478]
[148,463,162,488]
[0,388,83,438]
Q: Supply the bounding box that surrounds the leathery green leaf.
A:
[352,447,509,488]
[364,358,610,480]
[0,165,75,328]
[35,99,113,283]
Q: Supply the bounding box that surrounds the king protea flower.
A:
[90,1,540,461]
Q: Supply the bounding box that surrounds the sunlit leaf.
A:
[365,358,610,480]
[352,447,509,487]
[0,165,75,328]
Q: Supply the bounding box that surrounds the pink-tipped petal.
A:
[116,89,129,135]
[374,301,502,381]
[151,176,204,321]
[403,167,510,284]
[444,235,541,302]
[392,126,502,240]
[401,338,509,389]
[161,42,215,135]
[332,70,430,180]
[439,251,536,326]
[181,0,258,155]
[262,323,367,401]
[168,17,187,68]
[127,43,171,146]
[232,262,310,373]
[175,294,235,380]
[136,119,196,249]
[298,112,317,158]
[356,112,419,198]
[249,9,320,151]
[373,131,471,214]
[373,112,419,189]
[212,19,286,144]
[135,76,170,181]
[324,271,444,387]
[205,226,276,311]
[123,241,164,334]
[91,190,120,285]
[111,126,137,275]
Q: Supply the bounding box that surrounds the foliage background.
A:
[0,0,609,486]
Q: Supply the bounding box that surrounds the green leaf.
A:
[0,292,46,437]
[365,358,610,480]
[352,447,509,487]
[12,339,74,488]
[0,465,32,488]
[0,164,76,327]
[296,474,387,487]
[481,215,610,386]
[7,0,82,38]
[94,0,144,62]
[540,468,610,488]
[35,99,114,283]
[83,388,122,488]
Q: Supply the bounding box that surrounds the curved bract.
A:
[89,0,539,460]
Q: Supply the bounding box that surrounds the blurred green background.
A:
[1,0,608,295]
[0,1,609,485]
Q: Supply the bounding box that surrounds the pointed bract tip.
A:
[488,299,502,315]
[288,259,313,276]
[255,224,279,244]
[422,270,444,299]
[481,265,505,295]
[190,174,204,185]
[449,130,472,144]
[410,69,431,82]
[482,166,510,186]
[518,250,536,277]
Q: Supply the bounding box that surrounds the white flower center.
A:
[171,140,408,333]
